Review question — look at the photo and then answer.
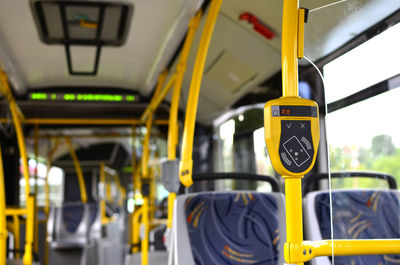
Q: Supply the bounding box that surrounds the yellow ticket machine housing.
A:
[264,97,320,177]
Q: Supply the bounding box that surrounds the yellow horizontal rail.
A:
[288,239,400,263]
[5,208,28,216]
[0,118,169,126]
[30,133,134,139]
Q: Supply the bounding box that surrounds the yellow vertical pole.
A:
[0,70,30,202]
[142,115,153,179]
[65,137,87,203]
[141,71,168,178]
[131,206,143,253]
[141,197,149,265]
[44,139,60,216]
[179,0,223,187]
[282,0,299,98]
[106,176,112,203]
[23,196,35,265]
[99,163,107,224]
[131,126,137,190]
[33,124,39,254]
[149,169,156,221]
[13,215,20,259]
[281,0,304,264]
[166,11,202,229]
[168,11,202,161]
[167,193,176,229]
[0,144,7,265]
[44,139,59,265]
[134,163,141,195]
[0,70,34,265]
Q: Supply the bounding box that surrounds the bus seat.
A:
[47,206,58,242]
[171,191,286,265]
[51,202,90,249]
[88,203,102,240]
[304,189,400,265]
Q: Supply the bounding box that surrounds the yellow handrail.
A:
[0,144,7,265]
[131,206,144,253]
[140,73,177,123]
[5,208,28,216]
[141,197,149,265]
[65,137,88,203]
[166,11,203,229]
[279,1,400,263]
[99,163,108,224]
[23,195,35,265]
[0,69,34,265]
[33,124,39,254]
[141,71,168,178]
[44,139,61,215]
[281,0,299,98]
[168,11,202,161]
[44,139,60,265]
[0,118,169,126]
[0,70,29,200]
[179,0,223,187]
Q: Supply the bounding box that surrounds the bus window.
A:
[324,21,400,189]
[215,114,276,192]
[327,87,400,189]
[253,127,275,192]
[19,160,64,207]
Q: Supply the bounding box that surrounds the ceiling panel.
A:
[0,0,201,94]
[177,13,281,124]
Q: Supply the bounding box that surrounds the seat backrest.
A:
[172,191,286,265]
[88,203,102,239]
[47,206,58,242]
[304,189,400,265]
[53,202,91,246]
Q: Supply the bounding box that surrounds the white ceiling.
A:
[0,0,399,124]
[0,0,202,95]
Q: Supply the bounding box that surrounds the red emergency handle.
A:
[239,12,275,40]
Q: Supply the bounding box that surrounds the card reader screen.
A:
[271,105,317,117]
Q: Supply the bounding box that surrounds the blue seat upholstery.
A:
[88,203,99,226]
[184,192,281,265]
[314,190,400,265]
[62,204,85,233]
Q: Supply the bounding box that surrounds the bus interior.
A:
[0,0,400,265]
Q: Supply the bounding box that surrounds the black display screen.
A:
[271,105,317,117]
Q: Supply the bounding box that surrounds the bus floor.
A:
[125,251,169,265]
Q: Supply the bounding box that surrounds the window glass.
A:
[327,85,400,187]
[19,160,64,207]
[324,22,400,104]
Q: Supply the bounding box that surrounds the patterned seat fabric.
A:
[89,204,99,226]
[185,192,280,265]
[315,190,400,265]
[62,205,84,233]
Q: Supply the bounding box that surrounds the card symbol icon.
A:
[283,136,311,167]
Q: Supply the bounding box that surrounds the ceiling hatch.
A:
[30,0,133,75]
[205,50,258,94]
